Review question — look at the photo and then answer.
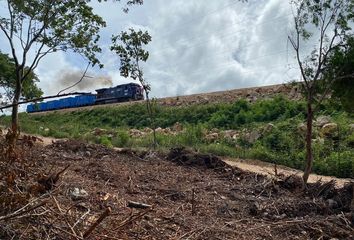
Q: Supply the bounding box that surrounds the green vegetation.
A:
[0,51,43,101]
[0,95,353,178]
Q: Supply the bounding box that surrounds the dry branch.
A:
[114,208,151,231]
[37,164,70,192]
[127,200,152,209]
[83,207,111,239]
[0,200,48,221]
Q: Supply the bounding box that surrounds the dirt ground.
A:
[223,158,352,187]
[36,135,351,187]
[1,139,353,240]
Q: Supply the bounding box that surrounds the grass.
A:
[0,96,353,178]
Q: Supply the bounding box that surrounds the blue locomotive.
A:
[26,83,144,113]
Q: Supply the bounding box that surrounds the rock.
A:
[154,127,163,133]
[274,85,283,93]
[69,188,88,200]
[297,123,307,135]
[263,123,275,134]
[349,124,354,133]
[244,130,261,144]
[205,133,219,142]
[101,155,111,161]
[312,137,324,145]
[321,123,338,138]
[211,128,220,133]
[172,122,183,132]
[202,97,209,104]
[164,127,172,134]
[223,130,237,140]
[129,129,143,137]
[315,116,332,127]
[92,128,107,136]
[143,127,153,133]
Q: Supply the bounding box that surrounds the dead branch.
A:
[127,200,152,209]
[57,63,91,95]
[0,200,48,221]
[37,164,70,192]
[73,209,91,229]
[83,207,111,239]
[191,188,196,215]
[113,208,151,231]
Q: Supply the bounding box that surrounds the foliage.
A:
[0,96,307,131]
[0,0,108,134]
[289,0,354,183]
[110,27,157,147]
[110,28,152,88]
[112,130,131,147]
[0,96,352,178]
[0,51,43,101]
[326,37,354,112]
[99,136,113,148]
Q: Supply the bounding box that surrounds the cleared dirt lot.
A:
[2,140,352,239]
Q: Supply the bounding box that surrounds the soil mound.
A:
[167,147,230,170]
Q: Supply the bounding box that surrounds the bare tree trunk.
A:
[11,79,22,131]
[10,70,23,146]
[303,95,313,184]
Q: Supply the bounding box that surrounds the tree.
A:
[0,51,43,102]
[288,0,354,184]
[0,0,107,140]
[110,28,156,147]
[326,37,354,112]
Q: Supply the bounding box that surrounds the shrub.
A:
[199,144,238,157]
[99,136,113,148]
[111,130,130,147]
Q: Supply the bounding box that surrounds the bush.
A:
[314,151,354,178]
[199,144,238,157]
[112,130,130,147]
[99,136,113,148]
[248,145,276,163]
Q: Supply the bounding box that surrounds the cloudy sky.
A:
[0,0,301,99]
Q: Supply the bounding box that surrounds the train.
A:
[26,83,144,113]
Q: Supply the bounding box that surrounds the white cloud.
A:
[1,0,303,100]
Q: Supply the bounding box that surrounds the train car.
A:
[95,83,144,104]
[26,83,144,113]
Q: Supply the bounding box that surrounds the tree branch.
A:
[57,63,91,95]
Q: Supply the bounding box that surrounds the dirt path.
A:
[223,157,352,187]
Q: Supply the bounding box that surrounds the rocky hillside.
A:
[159,83,302,106]
[31,83,302,114]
